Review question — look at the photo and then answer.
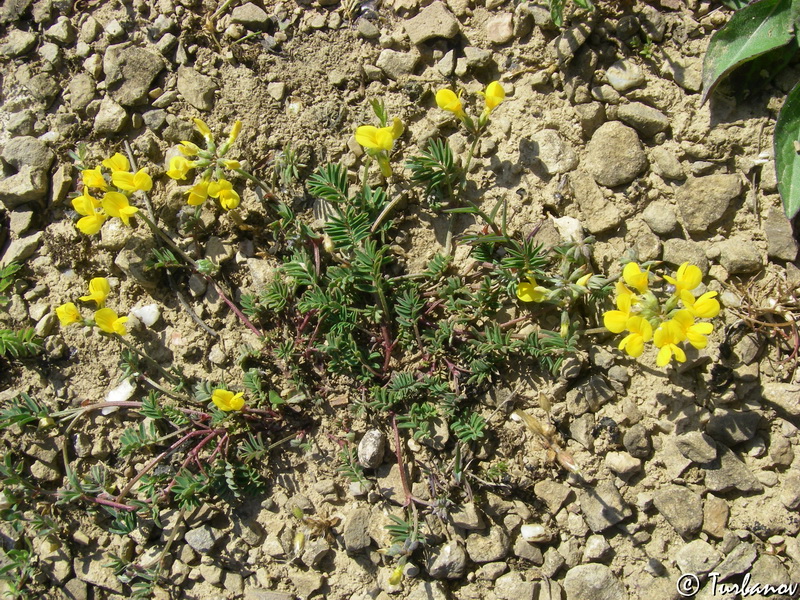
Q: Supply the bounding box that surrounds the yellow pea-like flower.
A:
[672,309,713,349]
[663,262,702,295]
[166,155,194,180]
[178,141,201,156]
[79,277,111,307]
[187,181,210,206]
[102,153,130,172]
[622,262,649,294]
[227,120,242,146]
[603,292,632,334]
[436,88,465,119]
[56,302,81,326]
[102,192,139,226]
[208,179,240,210]
[94,308,128,335]
[223,159,241,170]
[617,316,652,358]
[516,276,547,303]
[112,169,153,193]
[82,168,107,191]
[193,117,212,139]
[481,81,505,112]
[72,192,101,216]
[653,320,687,367]
[681,290,721,319]
[212,388,245,411]
[77,214,107,235]
[355,125,396,152]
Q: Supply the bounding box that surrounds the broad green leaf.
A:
[721,0,749,9]
[774,80,800,218]
[701,0,795,104]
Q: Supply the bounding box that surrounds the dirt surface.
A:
[1,0,800,599]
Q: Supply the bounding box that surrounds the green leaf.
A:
[775,79,800,217]
[701,0,795,104]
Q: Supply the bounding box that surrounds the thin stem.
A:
[115,334,179,384]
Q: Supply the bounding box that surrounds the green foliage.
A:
[308,163,349,205]
[0,329,42,359]
[775,78,800,217]
[273,142,305,188]
[547,0,594,27]
[451,412,486,443]
[0,262,22,307]
[0,540,36,599]
[119,421,161,457]
[0,393,49,429]
[407,139,460,206]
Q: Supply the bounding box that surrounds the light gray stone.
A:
[578,480,632,533]
[93,96,128,134]
[343,507,371,553]
[184,525,222,553]
[653,484,703,537]
[606,60,644,92]
[675,431,717,463]
[427,541,467,579]
[230,2,270,29]
[24,73,60,107]
[563,564,627,600]
[73,552,124,592]
[662,238,708,274]
[486,12,514,45]
[651,146,685,180]
[642,201,678,235]
[761,382,800,417]
[495,572,537,600]
[463,46,492,69]
[604,451,641,478]
[451,502,485,530]
[531,129,579,175]
[0,167,49,210]
[555,20,593,67]
[68,72,96,112]
[583,535,612,563]
[357,429,385,468]
[404,2,459,45]
[584,122,648,187]
[1,30,38,57]
[177,67,217,111]
[617,102,669,137]
[534,480,572,514]
[103,45,166,106]
[764,209,798,261]
[466,527,510,563]
[1,136,55,172]
[1,232,43,267]
[376,49,418,79]
[704,445,763,493]
[706,409,761,446]
[571,170,622,233]
[675,540,722,576]
[676,175,742,233]
[714,542,757,581]
[717,236,763,274]
[44,16,76,44]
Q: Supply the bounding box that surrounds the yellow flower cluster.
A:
[436,81,505,129]
[75,153,148,235]
[603,262,720,366]
[166,118,242,211]
[56,277,129,335]
[212,387,245,412]
[355,116,404,178]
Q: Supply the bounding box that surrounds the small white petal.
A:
[130,303,160,327]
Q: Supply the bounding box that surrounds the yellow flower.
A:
[72,192,100,215]
[82,168,107,191]
[208,179,240,210]
[355,118,404,152]
[436,88,465,119]
[56,302,81,326]
[178,141,201,156]
[79,277,111,307]
[77,214,107,235]
[166,155,194,180]
[94,308,128,335]
[663,262,702,295]
[653,320,687,367]
[576,273,592,288]
[603,292,633,334]
[102,153,130,172]
[481,81,505,112]
[516,276,547,302]
[112,169,153,193]
[223,159,241,170]
[618,316,653,358]
[187,181,210,206]
[72,193,106,234]
[227,120,242,147]
[212,388,245,411]
[193,117,212,139]
[102,192,139,226]
[680,290,721,319]
[672,309,714,349]
[622,262,649,294]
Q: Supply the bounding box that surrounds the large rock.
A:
[1,136,55,172]
[404,2,459,45]
[427,541,467,579]
[584,122,647,187]
[717,235,764,274]
[465,527,510,563]
[563,564,627,600]
[104,44,166,106]
[676,175,742,233]
[703,445,763,493]
[230,2,271,29]
[675,540,722,576]
[0,166,49,209]
[177,67,217,111]
[578,480,632,532]
[342,507,371,553]
[1,30,37,57]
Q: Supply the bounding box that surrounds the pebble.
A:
[641,200,678,235]
[676,174,742,233]
[93,96,128,134]
[404,2,460,45]
[477,561,508,581]
[716,236,764,275]
[650,146,685,180]
[451,502,485,530]
[407,581,448,600]
[574,102,605,137]
[761,382,800,417]
[343,507,371,553]
[357,429,385,468]
[104,45,166,106]
[0,168,49,210]
[563,564,627,600]
[714,542,756,581]
[617,102,669,137]
[653,484,703,537]
[763,209,798,261]
[427,541,467,579]
[604,451,641,478]
[534,480,572,514]
[104,19,127,41]
[357,18,380,39]
[622,423,651,459]
[706,409,761,446]
[44,17,76,45]
[702,495,729,538]
[531,129,578,176]
[675,539,722,576]
[1,136,55,172]
[177,66,217,111]
[514,537,544,564]
[184,525,222,554]
[555,20,593,67]
[675,431,718,463]
[68,72,96,112]
[463,46,492,69]
[606,59,645,92]
[578,480,632,533]
[703,445,763,493]
[7,110,35,136]
[662,238,709,274]
[376,49,418,80]
[584,122,648,187]
[591,84,621,104]
[230,2,271,29]
[466,527,510,563]
[1,30,38,57]
[495,572,537,600]
[24,73,60,108]
[486,13,514,45]
[583,535,612,563]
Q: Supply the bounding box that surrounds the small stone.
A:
[704,445,763,493]
[463,46,493,69]
[761,382,800,417]
[763,209,798,261]
[653,484,703,537]
[574,102,605,137]
[68,72,96,112]
[706,409,761,446]
[604,451,641,478]
[591,84,621,104]
[651,146,685,180]
[427,541,467,579]
[24,73,60,107]
[662,238,708,274]
[376,463,405,505]
[104,19,126,41]
[623,423,651,459]
[782,472,800,509]
[702,495,729,538]
[466,527,510,563]
[45,17,76,44]
[642,201,678,235]
[177,67,217,111]
[676,175,742,233]
[476,562,508,581]
[300,537,330,569]
[184,525,222,554]
[103,45,166,106]
[768,434,793,467]
[606,59,645,92]
[200,563,223,586]
[534,480,572,514]
[9,208,34,236]
[530,129,579,175]
[495,572,537,600]
[80,16,102,43]
[230,2,271,29]
[519,524,550,543]
[343,507,371,553]
[675,431,718,463]
[74,552,124,592]
[1,30,38,57]
[578,480,632,533]
[267,82,286,101]
[357,18,380,39]
[563,564,626,600]
[572,171,622,234]
[35,312,57,337]
[584,121,648,187]
[486,12,514,45]
[714,542,757,581]
[717,236,764,275]
[437,49,456,77]
[93,97,128,134]
[404,2,460,45]
[376,49,418,79]
[675,539,722,576]
[617,102,669,137]
[583,535,612,563]
[7,110,35,136]
[357,429,386,468]
[1,136,55,172]
[514,537,544,564]
[555,20,593,67]
[451,502,485,530]
[142,109,167,132]
[1,232,43,266]
[407,581,448,600]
